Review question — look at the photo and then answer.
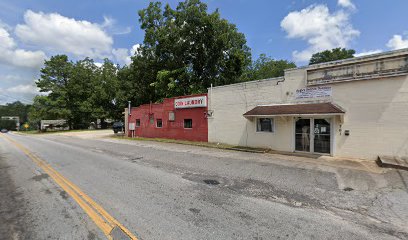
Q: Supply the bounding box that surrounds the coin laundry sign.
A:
[175,96,207,109]
[296,86,332,99]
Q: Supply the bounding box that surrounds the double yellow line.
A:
[1,134,138,240]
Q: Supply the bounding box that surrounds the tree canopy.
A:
[0,101,31,123]
[28,0,297,130]
[33,55,121,129]
[134,0,251,100]
[309,48,355,65]
[240,54,296,81]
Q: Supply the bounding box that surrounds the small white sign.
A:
[175,96,207,109]
[129,123,135,130]
[168,111,175,121]
[296,86,332,99]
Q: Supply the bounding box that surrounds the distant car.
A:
[1,129,8,133]
[112,122,124,133]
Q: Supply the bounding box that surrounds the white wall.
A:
[331,76,408,159]
[208,50,408,160]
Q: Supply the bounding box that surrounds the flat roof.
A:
[287,48,408,72]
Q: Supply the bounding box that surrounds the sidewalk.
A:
[108,136,384,174]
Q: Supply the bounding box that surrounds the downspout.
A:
[210,84,213,111]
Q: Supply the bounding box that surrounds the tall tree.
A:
[135,0,251,100]
[36,55,74,128]
[309,48,355,65]
[68,57,97,128]
[241,54,296,81]
[91,59,121,121]
[34,55,121,129]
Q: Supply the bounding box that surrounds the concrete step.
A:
[377,155,408,171]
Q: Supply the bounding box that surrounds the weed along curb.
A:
[111,135,270,154]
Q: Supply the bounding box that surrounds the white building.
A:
[208,49,408,160]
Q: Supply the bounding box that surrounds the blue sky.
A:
[1,0,408,104]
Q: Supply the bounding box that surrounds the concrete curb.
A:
[226,147,266,154]
[377,156,408,171]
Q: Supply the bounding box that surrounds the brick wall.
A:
[128,94,208,142]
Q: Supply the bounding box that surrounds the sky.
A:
[1,0,408,104]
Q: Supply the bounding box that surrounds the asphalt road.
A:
[0,131,407,240]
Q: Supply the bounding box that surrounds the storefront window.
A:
[256,118,274,132]
[184,119,193,129]
[156,119,162,128]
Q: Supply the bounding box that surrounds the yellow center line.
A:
[0,133,139,240]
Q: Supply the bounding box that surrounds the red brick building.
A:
[127,94,208,142]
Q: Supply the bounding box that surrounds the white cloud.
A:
[101,16,131,35]
[281,4,359,62]
[0,26,46,68]
[0,10,138,104]
[112,44,141,65]
[386,35,408,50]
[15,10,113,59]
[130,44,141,56]
[338,0,356,10]
[354,49,383,57]
[0,84,39,104]
[7,84,39,94]
[112,48,131,65]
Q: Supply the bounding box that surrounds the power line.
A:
[0,93,34,104]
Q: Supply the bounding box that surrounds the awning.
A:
[243,102,345,117]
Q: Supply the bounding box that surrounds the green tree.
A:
[0,101,31,123]
[309,48,355,65]
[135,0,251,100]
[36,55,74,128]
[0,119,16,130]
[68,57,97,128]
[241,54,296,81]
[34,55,122,129]
[91,59,121,122]
[28,96,59,129]
[116,55,158,109]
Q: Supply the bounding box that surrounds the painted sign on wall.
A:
[296,86,332,99]
[175,96,207,109]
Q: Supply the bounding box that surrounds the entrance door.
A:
[295,119,311,152]
[313,118,331,154]
[295,118,331,154]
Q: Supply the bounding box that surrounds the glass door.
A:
[313,118,331,154]
[295,118,310,152]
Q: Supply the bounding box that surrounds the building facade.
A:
[208,49,408,160]
[127,94,208,142]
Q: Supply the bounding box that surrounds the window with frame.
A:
[184,119,192,129]
[136,119,140,127]
[256,118,274,132]
[156,119,163,128]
